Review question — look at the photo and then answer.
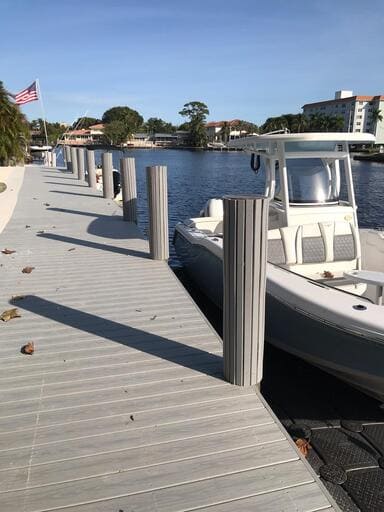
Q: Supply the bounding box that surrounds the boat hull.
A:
[174,228,384,402]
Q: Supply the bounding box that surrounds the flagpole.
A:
[36,78,49,147]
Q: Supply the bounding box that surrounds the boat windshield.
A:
[275,158,340,204]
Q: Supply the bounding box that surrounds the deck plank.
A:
[0,166,336,511]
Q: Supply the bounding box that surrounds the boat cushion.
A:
[268,221,358,266]
[202,199,224,218]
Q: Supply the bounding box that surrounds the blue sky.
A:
[1,0,384,126]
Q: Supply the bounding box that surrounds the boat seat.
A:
[267,221,360,267]
[201,198,224,219]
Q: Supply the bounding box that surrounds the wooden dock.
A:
[0,165,337,511]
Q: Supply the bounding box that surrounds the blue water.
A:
[57,148,384,262]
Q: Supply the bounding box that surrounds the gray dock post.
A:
[77,148,85,181]
[120,157,137,223]
[70,147,78,178]
[223,196,269,387]
[86,150,97,188]
[101,152,114,199]
[51,151,57,168]
[65,146,72,172]
[146,165,169,260]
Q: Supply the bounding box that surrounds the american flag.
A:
[13,81,39,105]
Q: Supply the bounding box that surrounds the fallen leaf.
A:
[21,342,35,355]
[150,315,157,320]
[37,230,45,234]
[25,225,31,228]
[0,308,21,322]
[2,248,16,255]
[295,438,311,457]
[135,308,142,312]
[67,248,76,252]
[43,203,50,206]
[322,270,334,279]
[11,295,26,302]
[130,415,134,421]
[22,266,35,274]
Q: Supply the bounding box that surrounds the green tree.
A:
[0,81,29,165]
[235,120,259,135]
[102,120,130,145]
[371,108,383,134]
[30,118,66,146]
[71,117,101,129]
[179,101,209,147]
[219,122,231,143]
[102,106,143,132]
[144,117,176,134]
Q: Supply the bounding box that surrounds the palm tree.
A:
[0,81,29,165]
[371,108,383,136]
[219,122,231,143]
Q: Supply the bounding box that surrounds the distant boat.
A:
[174,131,384,402]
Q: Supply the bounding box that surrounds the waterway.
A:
[62,148,384,263]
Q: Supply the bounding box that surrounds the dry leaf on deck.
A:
[295,438,311,457]
[0,308,21,322]
[21,342,35,355]
[22,266,35,274]
[2,248,16,255]
[68,248,76,252]
[322,270,334,279]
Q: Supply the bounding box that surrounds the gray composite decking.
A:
[0,165,337,511]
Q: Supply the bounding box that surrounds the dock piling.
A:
[223,196,269,386]
[77,148,85,181]
[51,151,57,168]
[86,150,97,188]
[70,147,78,178]
[65,146,72,172]
[101,152,114,199]
[146,165,169,260]
[120,157,137,223]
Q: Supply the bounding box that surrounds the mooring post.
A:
[86,150,97,188]
[120,157,137,223]
[65,146,72,172]
[70,146,78,178]
[101,152,114,199]
[77,148,85,181]
[51,151,57,168]
[146,165,169,260]
[223,195,269,387]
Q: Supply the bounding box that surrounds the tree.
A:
[102,121,130,145]
[219,122,231,143]
[144,117,176,134]
[235,120,259,135]
[102,106,143,133]
[0,81,29,165]
[179,101,209,147]
[72,117,101,129]
[371,108,383,134]
[29,118,66,146]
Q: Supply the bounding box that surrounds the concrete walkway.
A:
[0,165,337,511]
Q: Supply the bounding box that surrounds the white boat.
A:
[174,132,384,402]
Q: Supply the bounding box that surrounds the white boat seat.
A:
[201,198,224,219]
[267,221,360,266]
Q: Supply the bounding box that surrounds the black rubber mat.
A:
[344,468,384,512]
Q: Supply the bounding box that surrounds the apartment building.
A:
[303,91,384,144]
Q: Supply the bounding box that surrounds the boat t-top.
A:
[174,132,384,401]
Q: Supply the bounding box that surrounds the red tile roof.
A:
[303,95,384,108]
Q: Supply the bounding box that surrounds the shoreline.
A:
[353,153,384,163]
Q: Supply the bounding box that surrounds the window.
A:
[358,108,363,112]
[355,129,361,132]
[275,158,340,204]
[356,122,361,125]
[356,115,362,119]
